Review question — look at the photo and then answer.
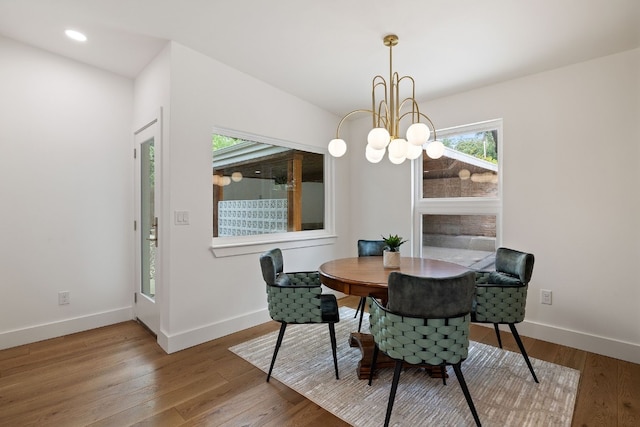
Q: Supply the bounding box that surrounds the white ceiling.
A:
[0,0,638,116]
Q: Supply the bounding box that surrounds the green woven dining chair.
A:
[353,239,387,332]
[472,247,539,383]
[368,271,481,427]
[259,248,340,382]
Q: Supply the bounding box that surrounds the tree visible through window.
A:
[442,130,498,164]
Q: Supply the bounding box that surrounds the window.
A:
[423,127,498,199]
[212,128,333,256]
[421,214,497,269]
[413,119,501,268]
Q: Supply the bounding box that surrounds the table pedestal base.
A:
[349,332,448,380]
[349,332,394,379]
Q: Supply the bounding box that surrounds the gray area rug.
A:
[230,307,579,426]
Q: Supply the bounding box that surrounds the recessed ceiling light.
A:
[65,29,87,42]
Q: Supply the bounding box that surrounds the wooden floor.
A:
[1,296,638,426]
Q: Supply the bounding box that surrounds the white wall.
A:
[347,48,640,363]
[345,122,414,252]
[0,36,135,349]
[135,43,351,352]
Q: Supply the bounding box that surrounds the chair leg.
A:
[354,296,365,318]
[508,323,539,383]
[440,366,447,385]
[452,363,482,427]
[368,344,379,386]
[357,302,366,332]
[383,361,404,427]
[267,322,287,382]
[493,323,503,348]
[329,322,339,380]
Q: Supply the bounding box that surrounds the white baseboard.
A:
[0,307,133,351]
[480,320,640,364]
[7,307,637,365]
[160,308,272,354]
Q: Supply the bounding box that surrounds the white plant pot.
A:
[383,250,401,269]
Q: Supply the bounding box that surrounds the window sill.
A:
[211,230,337,258]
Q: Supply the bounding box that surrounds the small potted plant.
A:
[381,234,407,269]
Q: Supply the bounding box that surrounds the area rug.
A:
[229,307,580,426]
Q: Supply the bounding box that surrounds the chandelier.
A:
[328,34,445,164]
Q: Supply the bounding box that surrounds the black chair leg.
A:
[440,366,447,385]
[452,363,482,427]
[354,296,365,318]
[493,323,503,348]
[329,322,339,380]
[508,323,539,383]
[384,361,404,427]
[357,303,365,332]
[267,322,287,382]
[368,344,379,386]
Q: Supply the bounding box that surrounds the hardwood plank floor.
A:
[0,296,638,426]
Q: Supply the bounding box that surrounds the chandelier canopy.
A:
[328,34,444,164]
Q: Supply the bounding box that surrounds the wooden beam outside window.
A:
[287,153,303,231]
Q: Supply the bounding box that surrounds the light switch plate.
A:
[174,210,190,225]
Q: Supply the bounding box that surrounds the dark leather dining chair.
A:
[259,248,340,382]
[354,239,386,332]
[471,247,538,383]
[368,271,481,427]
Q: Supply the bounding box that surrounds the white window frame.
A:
[411,119,503,257]
[210,126,336,257]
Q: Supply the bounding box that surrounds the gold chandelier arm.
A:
[334,109,376,139]
[397,97,438,141]
[372,75,388,128]
[407,110,438,141]
[397,75,418,122]
[376,101,390,129]
[411,101,438,140]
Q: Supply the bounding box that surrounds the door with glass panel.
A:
[134,117,160,335]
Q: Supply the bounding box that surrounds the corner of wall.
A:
[161,308,271,354]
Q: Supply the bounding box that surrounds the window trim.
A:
[210,126,336,257]
[411,119,503,257]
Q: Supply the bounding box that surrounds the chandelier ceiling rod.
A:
[386,34,397,138]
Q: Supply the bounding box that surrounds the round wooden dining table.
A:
[318,256,469,299]
[318,256,470,379]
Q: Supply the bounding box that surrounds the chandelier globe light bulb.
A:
[406,143,424,160]
[388,153,406,164]
[406,122,430,146]
[365,144,385,163]
[367,127,391,150]
[328,138,347,157]
[388,138,408,159]
[425,140,445,159]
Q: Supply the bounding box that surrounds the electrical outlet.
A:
[540,289,552,305]
[58,291,70,305]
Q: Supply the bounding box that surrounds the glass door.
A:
[135,117,160,335]
[141,138,156,299]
